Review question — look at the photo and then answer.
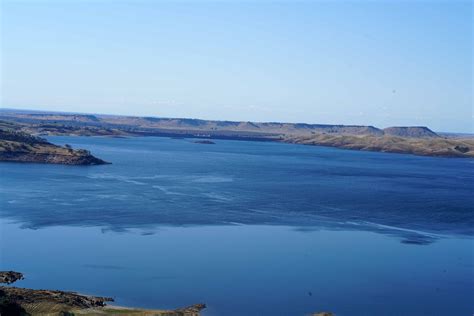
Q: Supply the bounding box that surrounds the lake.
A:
[1,136,473,315]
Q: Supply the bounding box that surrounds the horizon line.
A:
[0,106,469,135]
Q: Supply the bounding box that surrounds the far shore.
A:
[1,110,473,159]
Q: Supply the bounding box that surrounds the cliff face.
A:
[0,129,108,165]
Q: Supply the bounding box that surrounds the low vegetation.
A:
[283,133,474,158]
[0,129,108,165]
[1,111,473,158]
[0,271,205,316]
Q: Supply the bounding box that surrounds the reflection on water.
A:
[1,136,473,243]
[1,221,472,316]
[0,136,473,315]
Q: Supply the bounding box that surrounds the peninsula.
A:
[0,124,108,165]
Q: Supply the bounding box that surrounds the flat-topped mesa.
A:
[0,129,109,165]
[0,111,385,136]
[254,123,384,136]
[0,111,440,138]
[2,110,472,158]
[383,126,439,138]
[139,119,385,136]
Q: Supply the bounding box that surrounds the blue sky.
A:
[1,0,472,132]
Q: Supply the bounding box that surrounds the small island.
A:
[0,129,108,165]
[193,140,216,145]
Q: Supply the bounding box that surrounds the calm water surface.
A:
[1,136,473,315]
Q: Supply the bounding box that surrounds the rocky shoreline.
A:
[0,129,108,165]
[0,271,336,315]
[0,151,108,165]
[0,271,206,316]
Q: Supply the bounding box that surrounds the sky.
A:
[0,0,472,132]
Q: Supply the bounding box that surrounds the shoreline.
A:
[1,110,473,159]
[0,271,206,316]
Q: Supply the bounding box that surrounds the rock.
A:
[0,286,114,314]
[0,271,206,316]
[174,303,207,316]
[193,140,216,144]
[0,271,24,284]
[454,145,469,153]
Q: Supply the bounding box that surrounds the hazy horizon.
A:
[1,106,472,134]
[1,0,472,133]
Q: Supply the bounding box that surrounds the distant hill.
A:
[383,126,439,138]
[284,133,473,158]
[0,109,472,158]
[0,109,436,137]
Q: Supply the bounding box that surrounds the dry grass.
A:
[284,134,474,158]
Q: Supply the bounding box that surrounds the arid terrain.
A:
[0,271,332,316]
[0,121,108,165]
[1,109,472,158]
[0,271,206,316]
[283,133,474,158]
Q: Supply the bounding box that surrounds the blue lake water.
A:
[0,136,473,315]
